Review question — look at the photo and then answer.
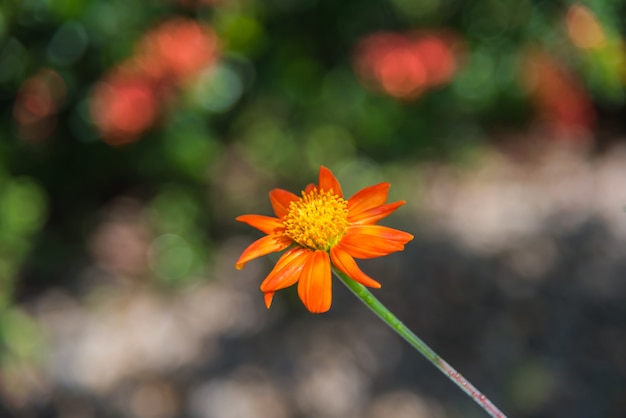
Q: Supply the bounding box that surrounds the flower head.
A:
[235,166,414,313]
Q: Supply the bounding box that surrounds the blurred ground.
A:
[2,140,625,418]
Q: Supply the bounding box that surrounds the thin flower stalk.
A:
[333,267,507,418]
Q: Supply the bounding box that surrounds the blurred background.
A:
[1,0,626,417]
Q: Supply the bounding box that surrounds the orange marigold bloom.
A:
[235,166,414,313]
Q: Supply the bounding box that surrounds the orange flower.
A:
[235,166,414,313]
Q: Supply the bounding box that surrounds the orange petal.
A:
[304,183,316,194]
[337,237,403,259]
[236,214,284,234]
[318,166,343,198]
[264,292,275,308]
[297,250,332,313]
[348,224,414,244]
[270,188,299,218]
[235,234,292,269]
[347,182,390,216]
[330,246,381,288]
[348,200,405,225]
[338,225,413,259]
[260,247,310,292]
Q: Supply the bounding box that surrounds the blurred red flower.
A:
[13,69,66,142]
[136,18,219,82]
[522,50,596,138]
[354,31,460,100]
[90,71,159,146]
[90,18,219,146]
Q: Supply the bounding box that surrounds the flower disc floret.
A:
[283,188,349,251]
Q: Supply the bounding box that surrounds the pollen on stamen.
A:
[283,188,349,250]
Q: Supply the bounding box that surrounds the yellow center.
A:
[283,188,349,251]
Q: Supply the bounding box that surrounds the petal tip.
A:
[318,166,343,197]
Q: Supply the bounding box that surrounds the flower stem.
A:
[333,268,507,418]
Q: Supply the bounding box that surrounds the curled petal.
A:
[270,188,299,218]
[236,214,284,234]
[297,250,332,313]
[235,234,292,269]
[348,200,406,225]
[347,182,390,216]
[319,166,343,198]
[260,247,310,293]
[330,246,381,288]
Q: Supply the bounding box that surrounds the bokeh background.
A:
[1,0,626,417]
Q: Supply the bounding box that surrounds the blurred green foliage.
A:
[0,0,625,390]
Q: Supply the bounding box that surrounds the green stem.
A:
[333,268,507,418]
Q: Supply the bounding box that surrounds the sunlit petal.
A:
[347,182,390,215]
[236,214,284,234]
[330,246,381,288]
[339,225,413,259]
[297,250,332,313]
[269,188,299,218]
[260,247,310,292]
[319,166,343,198]
[235,234,292,269]
[348,200,406,225]
[348,224,414,243]
[336,238,401,259]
